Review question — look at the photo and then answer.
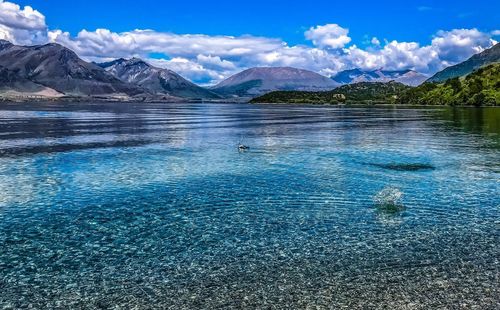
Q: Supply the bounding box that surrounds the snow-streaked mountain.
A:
[332,69,428,86]
[0,40,143,97]
[212,67,340,97]
[98,58,220,99]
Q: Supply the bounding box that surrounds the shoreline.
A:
[1,95,498,108]
[1,99,497,108]
[250,102,500,108]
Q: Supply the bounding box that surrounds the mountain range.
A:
[0,39,143,98]
[0,39,498,103]
[0,40,219,101]
[331,69,428,86]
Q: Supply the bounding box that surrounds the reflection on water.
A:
[435,106,500,135]
[0,102,499,309]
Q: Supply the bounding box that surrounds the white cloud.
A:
[371,37,381,46]
[196,55,237,70]
[48,28,285,59]
[344,41,437,72]
[431,28,496,64]
[0,1,498,85]
[46,28,290,84]
[305,24,352,49]
[343,29,496,73]
[0,0,46,45]
[148,57,228,85]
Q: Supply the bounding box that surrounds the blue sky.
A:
[1,0,499,84]
[14,0,500,46]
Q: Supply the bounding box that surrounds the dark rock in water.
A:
[98,58,221,99]
[371,163,435,171]
[375,201,406,214]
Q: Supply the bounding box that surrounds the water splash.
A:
[373,187,405,213]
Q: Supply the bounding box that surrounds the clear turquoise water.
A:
[0,103,499,309]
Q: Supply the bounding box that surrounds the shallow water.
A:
[0,102,499,309]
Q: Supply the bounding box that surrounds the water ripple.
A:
[0,103,498,309]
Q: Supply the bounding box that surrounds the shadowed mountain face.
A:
[332,69,428,86]
[98,58,220,99]
[0,40,144,97]
[427,43,500,83]
[0,65,62,96]
[212,67,339,97]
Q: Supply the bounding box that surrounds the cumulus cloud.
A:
[148,57,226,84]
[49,28,284,59]
[345,41,435,72]
[0,1,498,84]
[431,28,497,64]
[0,0,46,44]
[305,24,351,49]
[195,55,237,74]
[371,37,381,46]
[343,28,497,73]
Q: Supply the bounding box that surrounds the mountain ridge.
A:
[0,40,145,97]
[398,63,499,106]
[427,43,500,83]
[98,58,220,99]
[212,67,339,97]
[0,39,498,104]
[331,68,428,86]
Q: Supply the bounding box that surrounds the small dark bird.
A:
[238,143,250,151]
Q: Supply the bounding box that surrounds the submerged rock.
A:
[371,163,435,171]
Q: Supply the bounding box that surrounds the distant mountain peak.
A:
[99,57,220,99]
[0,41,221,101]
[126,57,149,66]
[331,68,427,86]
[39,42,64,48]
[0,41,145,97]
[212,66,339,97]
[0,40,14,50]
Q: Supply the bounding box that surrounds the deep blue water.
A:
[0,103,499,309]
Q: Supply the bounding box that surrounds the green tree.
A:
[445,77,461,94]
[468,78,483,94]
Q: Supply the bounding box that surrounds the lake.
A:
[0,102,499,309]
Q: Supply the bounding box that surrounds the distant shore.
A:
[1,97,498,108]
